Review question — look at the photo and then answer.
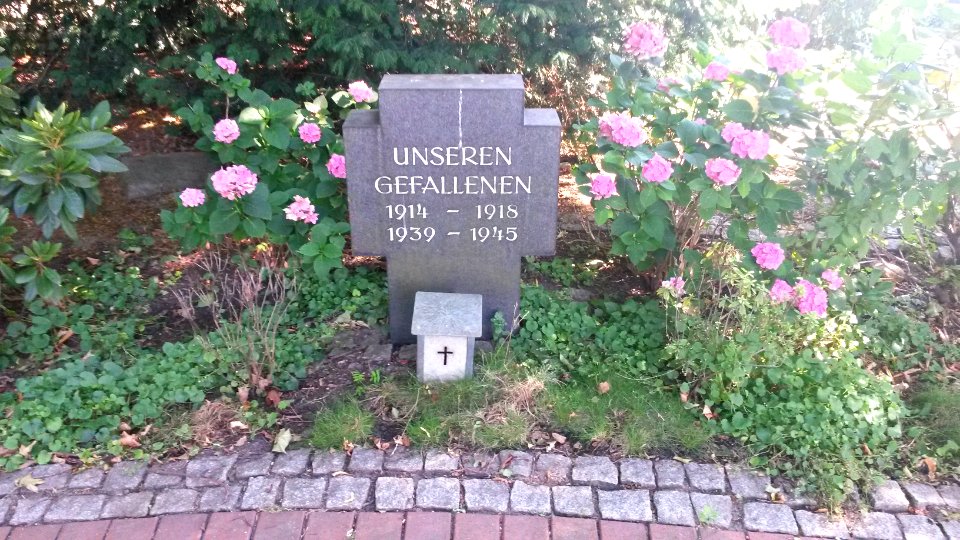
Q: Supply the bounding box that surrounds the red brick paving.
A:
[502,515,550,540]
[303,511,356,540]
[253,510,305,539]
[154,513,208,540]
[453,513,501,540]
[553,515,599,540]
[58,520,112,540]
[649,523,699,540]
[701,528,747,540]
[104,517,159,540]
[406,511,453,540]
[204,510,256,540]
[8,524,60,540]
[355,511,404,540]
[599,520,648,539]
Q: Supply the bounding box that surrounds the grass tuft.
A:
[309,398,375,449]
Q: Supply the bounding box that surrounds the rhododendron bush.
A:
[162,53,376,276]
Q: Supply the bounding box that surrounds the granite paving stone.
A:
[941,486,960,509]
[416,477,461,510]
[849,512,904,540]
[463,452,500,477]
[143,461,187,490]
[0,472,19,497]
[795,509,849,538]
[597,489,652,522]
[690,493,733,529]
[726,467,772,500]
[572,456,618,488]
[102,462,148,493]
[30,465,72,493]
[619,459,656,488]
[149,488,199,515]
[463,479,509,512]
[100,492,154,519]
[198,485,243,512]
[654,461,686,488]
[281,478,327,509]
[533,454,572,484]
[901,482,946,508]
[239,476,282,510]
[499,450,534,477]
[898,514,945,540]
[347,449,384,474]
[685,463,726,493]
[870,480,912,513]
[326,477,371,510]
[551,485,595,518]
[311,451,346,475]
[271,449,311,476]
[383,448,424,473]
[0,496,11,524]
[43,494,104,522]
[67,469,105,490]
[232,453,274,479]
[743,502,798,535]
[423,450,460,473]
[654,490,696,526]
[375,477,415,511]
[941,521,960,540]
[184,454,237,488]
[510,480,552,515]
[10,496,51,525]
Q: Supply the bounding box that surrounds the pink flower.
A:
[662,276,685,295]
[794,279,828,317]
[730,130,770,160]
[751,242,785,270]
[768,17,811,49]
[348,81,376,103]
[705,158,741,186]
[211,165,258,201]
[767,47,805,75]
[693,118,707,125]
[657,77,679,93]
[623,22,668,60]
[284,195,319,225]
[179,188,205,208]
[769,279,794,304]
[704,62,730,81]
[215,57,237,75]
[327,153,346,178]
[821,269,844,290]
[298,122,322,144]
[597,111,647,147]
[721,122,747,143]
[213,119,240,144]
[590,174,618,199]
[642,154,673,183]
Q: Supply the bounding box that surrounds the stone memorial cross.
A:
[344,74,561,343]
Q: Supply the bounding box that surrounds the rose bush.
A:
[162,53,375,276]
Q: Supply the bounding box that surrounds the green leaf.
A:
[87,154,128,173]
[209,209,241,235]
[264,123,291,149]
[63,189,84,219]
[238,107,266,124]
[89,101,111,130]
[722,99,755,123]
[840,71,872,94]
[242,217,266,238]
[62,131,117,150]
[241,184,272,220]
[676,120,701,147]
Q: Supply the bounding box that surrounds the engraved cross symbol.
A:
[438,346,453,365]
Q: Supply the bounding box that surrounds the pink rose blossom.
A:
[769,279,794,304]
[348,81,376,103]
[623,22,668,60]
[327,153,346,178]
[705,158,741,186]
[597,111,647,147]
[662,276,685,295]
[590,174,618,199]
[657,77,679,93]
[211,165,258,201]
[768,17,811,49]
[794,279,828,317]
[704,62,730,81]
[693,117,707,125]
[179,188,205,208]
[730,130,770,160]
[751,242,785,270]
[721,122,747,143]
[767,47,805,75]
[213,119,240,144]
[284,195,319,225]
[298,122,322,144]
[215,57,237,75]
[642,154,673,184]
[821,269,844,290]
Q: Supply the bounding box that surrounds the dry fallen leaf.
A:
[597,381,611,394]
[18,441,36,458]
[373,438,391,451]
[229,421,249,430]
[342,439,355,455]
[394,434,411,447]
[266,388,282,407]
[673,455,692,464]
[921,456,937,480]
[118,422,132,432]
[272,428,292,453]
[237,386,250,404]
[702,404,717,420]
[15,474,44,492]
[680,392,689,403]
[119,431,141,448]
[551,432,567,445]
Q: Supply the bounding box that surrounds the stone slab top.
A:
[379,73,524,91]
[411,291,483,337]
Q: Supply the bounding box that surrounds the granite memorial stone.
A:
[343,74,561,343]
[411,291,482,381]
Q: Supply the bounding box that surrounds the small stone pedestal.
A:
[411,292,482,382]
